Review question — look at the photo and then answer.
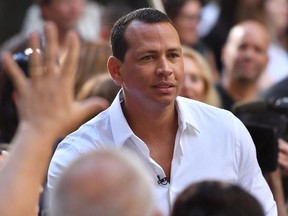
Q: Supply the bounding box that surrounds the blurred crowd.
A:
[0,0,288,215]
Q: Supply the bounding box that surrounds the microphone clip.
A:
[157,175,168,185]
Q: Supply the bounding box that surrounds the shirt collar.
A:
[175,96,200,134]
[108,92,201,146]
[109,90,134,147]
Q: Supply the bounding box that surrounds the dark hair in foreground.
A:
[171,180,265,216]
[110,8,172,62]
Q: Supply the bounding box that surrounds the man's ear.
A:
[107,56,123,86]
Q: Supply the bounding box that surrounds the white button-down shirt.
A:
[48,92,277,216]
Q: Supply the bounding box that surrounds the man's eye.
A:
[168,53,180,58]
[141,56,153,61]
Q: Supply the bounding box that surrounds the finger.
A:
[60,97,109,136]
[278,138,288,145]
[62,31,80,77]
[1,52,27,93]
[278,152,286,161]
[44,22,58,75]
[278,139,288,153]
[278,152,288,168]
[29,32,44,78]
[278,160,288,172]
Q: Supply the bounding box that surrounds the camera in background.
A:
[233,97,288,173]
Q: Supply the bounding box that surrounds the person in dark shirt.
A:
[217,20,269,111]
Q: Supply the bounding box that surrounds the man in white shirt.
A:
[48,8,277,216]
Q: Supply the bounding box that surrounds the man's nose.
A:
[243,47,256,59]
[155,57,173,76]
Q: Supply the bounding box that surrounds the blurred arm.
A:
[0,22,108,216]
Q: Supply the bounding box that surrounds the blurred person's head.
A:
[171,180,265,216]
[49,149,161,216]
[222,20,269,85]
[76,73,121,104]
[180,46,220,107]
[264,0,288,37]
[39,0,85,32]
[99,2,133,42]
[218,0,264,25]
[163,0,202,46]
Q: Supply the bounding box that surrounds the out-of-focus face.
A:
[173,0,201,46]
[264,0,288,33]
[180,55,206,101]
[42,0,85,31]
[222,22,269,83]
[110,21,184,110]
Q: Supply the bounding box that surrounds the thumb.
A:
[77,96,109,123]
[61,97,109,137]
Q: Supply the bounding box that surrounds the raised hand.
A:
[0,22,109,216]
[1,22,109,140]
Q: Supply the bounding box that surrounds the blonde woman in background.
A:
[76,73,121,104]
[179,46,221,107]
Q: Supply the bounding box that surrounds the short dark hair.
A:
[110,8,172,62]
[171,180,264,216]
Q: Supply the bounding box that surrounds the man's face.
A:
[42,0,84,31]
[223,24,269,83]
[117,21,184,109]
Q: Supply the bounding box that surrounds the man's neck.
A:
[223,79,260,102]
[121,99,178,179]
[121,99,178,142]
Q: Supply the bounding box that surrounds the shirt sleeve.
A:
[47,143,82,193]
[234,116,278,216]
